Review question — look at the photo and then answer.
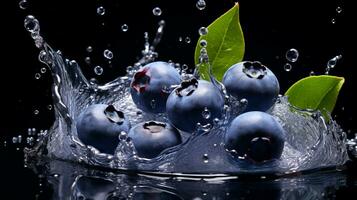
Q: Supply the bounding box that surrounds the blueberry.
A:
[76,104,131,154]
[130,61,181,113]
[166,78,225,132]
[224,111,285,163]
[128,121,182,159]
[222,61,280,112]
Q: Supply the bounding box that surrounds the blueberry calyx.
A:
[247,136,273,163]
[242,61,267,79]
[104,105,125,124]
[143,121,166,133]
[175,78,199,97]
[131,67,150,93]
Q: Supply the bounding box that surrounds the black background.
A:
[0,0,355,199]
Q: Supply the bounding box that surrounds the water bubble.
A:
[240,98,248,105]
[12,137,18,144]
[285,48,299,62]
[119,131,128,140]
[331,18,336,24]
[94,66,103,75]
[310,71,315,76]
[196,0,206,10]
[199,39,207,47]
[336,7,342,13]
[97,6,105,16]
[103,49,113,60]
[121,24,128,32]
[202,154,209,163]
[47,104,53,110]
[24,15,40,34]
[86,46,93,53]
[198,27,208,36]
[40,67,47,74]
[202,107,211,119]
[18,135,22,143]
[35,73,41,79]
[185,36,191,44]
[327,55,342,68]
[284,63,292,72]
[178,37,183,42]
[19,0,28,10]
[152,7,162,16]
[34,109,39,115]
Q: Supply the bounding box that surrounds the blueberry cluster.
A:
[76,61,285,165]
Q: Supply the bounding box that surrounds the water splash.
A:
[23,15,350,176]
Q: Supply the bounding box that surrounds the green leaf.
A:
[285,75,344,120]
[194,3,245,81]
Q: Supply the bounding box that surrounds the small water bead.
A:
[152,7,162,16]
[40,67,47,74]
[202,107,211,119]
[97,6,105,16]
[285,48,299,62]
[327,55,342,68]
[103,49,113,60]
[199,39,207,47]
[121,24,128,32]
[202,154,209,163]
[178,37,183,42]
[119,131,128,140]
[310,71,315,76]
[185,37,191,44]
[196,0,206,10]
[86,46,93,53]
[150,99,156,108]
[34,36,44,48]
[331,18,336,24]
[47,104,52,110]
[84,57,91,64]
[284,63,292,72]
[336,7,342,14]
[35,73,41,79]
[198,27,208,36]
[12,137,18,144]
[19,0,28,10]
[34,109,39,115]
[24,15,40,34]
[94,66,103,75]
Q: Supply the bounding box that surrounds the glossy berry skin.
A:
[128,121,182,159]
[222,61,280,112]
[166,78,225,132]
[130,61,181,113]
[224,111,285,163]
[76,104,131,155]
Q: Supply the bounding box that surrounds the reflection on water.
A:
[26,158,356,200]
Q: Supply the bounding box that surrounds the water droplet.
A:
[103,49,113,60]
[19,0,28,10]
[97,6,105,16]
[24,15,40,34]
[336,7,342,14]
[310,71,315,76]
[12,137,18,144]
[35,73,41,79]
[94,66,103,75]
[47,104,52,110]
[121,24,128,32]
[185,36,191,44]
[203,154,209,163]
[40,67,47,74]
[34,109,39,115]
[285,48,299,62]
[178,37,183,42]
[202,107,211,119]
[150,99,156,108]
[199,39,207,47]
[213,118,220,125]
[119,131,128,140]
[84,57,91,64]
[53,174,59,178]
[196,0,206,10]
[331,18,336,24]
[327,55,342,68]
[152,7,162,16]
[86,46,93,53]
[240,98,248,105]
[284,63,292,72]
[198,27,208,36]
